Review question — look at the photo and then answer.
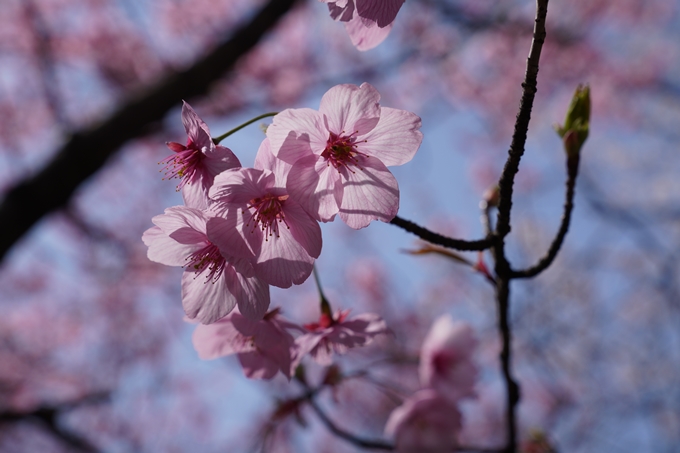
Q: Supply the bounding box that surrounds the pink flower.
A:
[296,310,388,365]
[419,315,478,403]
[267,83,422,229]
[192,308,301,380]
[321,0,405,51]
[208,139,322,289]
[142,206,270,323]
[384,389,462,452]
[161,101,241,209]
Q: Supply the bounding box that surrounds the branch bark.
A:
[0,0,299,263]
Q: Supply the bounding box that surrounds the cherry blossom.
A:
[321,0,405,50]
[384,389,462,453]
[296,310,388,365]
[161,101,241,209]
[192,308,301,380]
[208,139,322,289]
[266,82,422,229]
[142,206,270,323]
[419,315,478,403]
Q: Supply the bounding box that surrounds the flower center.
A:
[185,242,226,283]
[321,131,367,173]
[159,139,205,190]
[245,193,290,239]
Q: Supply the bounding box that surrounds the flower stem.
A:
[313,265,332,317]
[212,112,278,144]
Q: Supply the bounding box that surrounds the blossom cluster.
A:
[143,83,421,325]
[385,315,479,452]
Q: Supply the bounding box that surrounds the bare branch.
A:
[389,215,494,251]
[511,154,580,279]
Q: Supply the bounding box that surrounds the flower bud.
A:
[554,84,590,157]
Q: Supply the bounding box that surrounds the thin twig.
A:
[491,1,550,452]
[511,154,579,279]
[308,399,394,450]
[389,215,494,251]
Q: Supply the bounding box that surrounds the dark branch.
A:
[0,0,299,263]
[0,392,109,452]
[389,215,494,251]
[308,399,394,450]
[495,0,549,240]
[511,154,579,279]
[491,2,550,452]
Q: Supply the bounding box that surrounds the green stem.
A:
[212,112,278,144]
[313,265,332,317]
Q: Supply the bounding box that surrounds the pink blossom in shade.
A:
[208,145,322,289]
[419,315,478,403]
[384,389,462,453]
[266,83,423,229]
[295,310,388,366]
[192,308,301,380]
[161,101,241,209]
[142,206,270,323]
[344,16,393,51]
[321,0,404,50]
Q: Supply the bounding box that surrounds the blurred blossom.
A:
[384,389,462,452]
[419,315,478,403]
[192,308,301,380]
[296,310,388,365]
[321,0,405,50]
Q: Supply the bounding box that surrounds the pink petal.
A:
[358,107,423,166]
[192,316,255,360]
[283,200,323,259]
[319,83,381,136]
[233,274,270,321]
[181,171,212,210]
[152,206,208,236]
[266,108,328,163]
[206,213,258,263]
[254,138,292,187]
[338,154,399,229]
[344,16,393,51]
[203,145,241,177]
[181,266,238,324]
[287,154,343,222]
[356,0,404,27]
[181,101,213,150]
[254,226,315,288]
[143,226,202,266]
[238,352,280,380]
[210,167,274,205]
[328,0,354,21]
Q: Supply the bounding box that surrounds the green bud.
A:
[554,84,590,156]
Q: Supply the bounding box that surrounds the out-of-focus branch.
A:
[307,398,394,450]
[491,1,549,453]
[389,215,494,251]
[511,154,579,279]
[0,392,109,453]
[0,0,299,264]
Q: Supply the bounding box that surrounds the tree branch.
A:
[491,1,549,452]
[495,0,549,240]
[0,392,109,453]
[511,153,579,279]
[389,215,494,251]
[0,0,299,263]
